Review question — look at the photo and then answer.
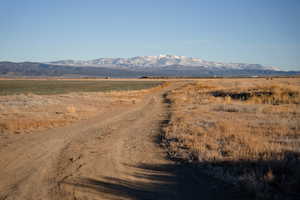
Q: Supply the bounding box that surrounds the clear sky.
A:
[1,0,299,70]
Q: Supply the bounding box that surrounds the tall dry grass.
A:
[162,78,300,199]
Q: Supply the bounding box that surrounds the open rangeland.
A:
[0,80,162,134]
[0,78,299,200]
[163,77,300,199]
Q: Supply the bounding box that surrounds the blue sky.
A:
[1,0,299,70]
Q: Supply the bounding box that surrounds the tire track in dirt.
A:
[0,83,179,200]
[0,81,237,200]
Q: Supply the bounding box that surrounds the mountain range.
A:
[0,55,299,78]
[48,55,279,70]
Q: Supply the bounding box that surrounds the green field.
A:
[0,80,162,95]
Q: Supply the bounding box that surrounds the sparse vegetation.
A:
[162,78,300,199]
[1,78,300,199]
[0,80,162,95]
[0,79,164,134]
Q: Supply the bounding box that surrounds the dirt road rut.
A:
[0,82,235,200]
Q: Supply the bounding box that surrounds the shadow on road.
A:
[64,162,241,200]
[63,92,243,199]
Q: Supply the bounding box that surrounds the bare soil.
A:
[0,81,238,200]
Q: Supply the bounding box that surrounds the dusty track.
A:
[0,82,236,200]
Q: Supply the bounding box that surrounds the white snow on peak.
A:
[49,55,279,71]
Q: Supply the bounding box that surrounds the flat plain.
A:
[0,79,162,95]
[0,78,299,200]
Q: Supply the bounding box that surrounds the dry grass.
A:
[162,78,300,199]
[0,81,168,134]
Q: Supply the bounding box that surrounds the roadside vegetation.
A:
[0,80,164,134]
[162,78,300,199]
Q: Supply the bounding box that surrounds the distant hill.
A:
[48,55,280,71]
[0,62,143,78]
[1,55,299,77]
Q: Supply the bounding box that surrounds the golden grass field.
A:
[0,80,164,134]
[162,77,300,199]
[1,78,299,199]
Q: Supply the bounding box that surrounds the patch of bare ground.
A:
[0,80,239,200]
[162,78,300,199]
[0,83,167,135]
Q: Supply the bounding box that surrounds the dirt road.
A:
[0,82,236,200]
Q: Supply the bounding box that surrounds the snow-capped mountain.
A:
[48,55,279,71]
[2,55,298,77]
